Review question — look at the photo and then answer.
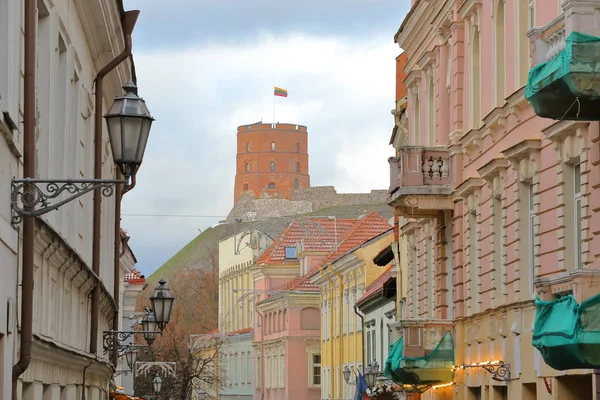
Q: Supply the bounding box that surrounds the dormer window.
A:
[284,246,297,259]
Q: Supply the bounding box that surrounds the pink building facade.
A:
[390,1,600,399]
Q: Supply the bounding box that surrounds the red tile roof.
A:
[256,217,357,265]
[227,327,253,335]
[274,275,320,293]
[311,211,393,274]
[356,265,394,305]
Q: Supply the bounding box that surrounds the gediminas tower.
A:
[234,122,310,203]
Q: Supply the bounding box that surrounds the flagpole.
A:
[273,94,275,124]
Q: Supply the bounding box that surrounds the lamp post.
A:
[124,348,138,370]
[103,281,175,356]
[153,375,163,393]
[10,82,153,225]
[150,279,176,331]
[364,361,379,390]
[343,365,352,384]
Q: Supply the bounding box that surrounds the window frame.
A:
[575,164,582,268]
[271,141,276,151]
[284,246,297,259]
[309,353,321,387]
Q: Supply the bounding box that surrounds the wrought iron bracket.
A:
[114,369,132,377]
[102,330,160,356]
[459,361,511,382]
[11,178,127,225]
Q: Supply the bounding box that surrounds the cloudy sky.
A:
[121,0,409,276]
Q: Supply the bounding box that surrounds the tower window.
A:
[296,162,300,172]
[246,163,250,172]
[268,183,275,189]
[246,143,250,152]
[270,161,275,171]
[243,183,249,191]
[271,142,276,151]
[294,178,298,188]
[296,143,300,153]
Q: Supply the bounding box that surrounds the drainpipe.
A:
[254,302,265,400]
[90,10,139,355]
[327,264,344,400]
[111,179,123,366]
[82,361,94,400]
[12,0,36,398]
[354,306,365,372]
[319,268,335,399]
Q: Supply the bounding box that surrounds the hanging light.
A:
[124,348,138,370]
[343,365,352,383]
[104,82,154,179]
[364,361,380,389]
[153,375,163,393]
[149,279,176,331]
[141,309,158,345]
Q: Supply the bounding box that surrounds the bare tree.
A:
[135,260,223,399]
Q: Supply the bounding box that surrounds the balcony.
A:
[388,146,453,217]
[386,319,454,386]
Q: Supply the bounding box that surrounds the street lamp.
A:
[153,375,163,393]
[150,279,176,331]
[365,361,379,389]
[124,348,138,370]
[103,283,175,355]
[10,82,153,225]
[105,81,154,179]
[343,365,352,383]
[141,309,159,345]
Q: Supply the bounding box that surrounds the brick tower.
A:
[234,122,310,203]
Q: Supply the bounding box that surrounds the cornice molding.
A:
[502,139,542,183]
[459,127,483,159]
[454,177,485,207]
[477,158,510,198]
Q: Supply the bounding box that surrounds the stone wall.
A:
[227,186,388,221]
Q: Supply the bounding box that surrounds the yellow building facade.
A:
[313,226,393,400]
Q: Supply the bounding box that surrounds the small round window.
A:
[268,183,275,189]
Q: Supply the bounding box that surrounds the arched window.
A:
[294,178,298,189]
[271,142,276,151]
[296,143,300,153]
[246,163,250,172]
[296,162,300,172]
[246,143,250,152]
[242,183,249,191]
[270,161,275,171]
[268,183,275,189]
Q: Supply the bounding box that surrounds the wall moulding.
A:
[542,120,588,163]
[501,139,541,183]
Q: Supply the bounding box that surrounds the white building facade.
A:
[0,0,139,399]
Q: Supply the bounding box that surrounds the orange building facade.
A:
[234,122,310,203]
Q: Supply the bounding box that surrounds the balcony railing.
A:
[389,146,452,195]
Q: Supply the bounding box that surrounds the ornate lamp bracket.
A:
[458,361,511,382]
[102,331,160,356]
[135,362,177,378]
[11,178,127,225]
[114,370,132,377]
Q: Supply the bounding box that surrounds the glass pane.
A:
[577,198,582,268]
[575,164,581,194]
[314,354,321,364]
[122,117,143,162]
[107,98,125,115]
[135,118,152,160]
[107,117,122,160]
[123,98,144,115]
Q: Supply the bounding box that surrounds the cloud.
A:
[121,28,402,276]
[124,0,408,50]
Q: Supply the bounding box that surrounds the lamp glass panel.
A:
[121,117,143,162]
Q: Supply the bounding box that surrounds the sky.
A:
[120,0,409,277]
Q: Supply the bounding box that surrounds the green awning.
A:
[384,331,454,392]
[533,293,600,370]
[526,31,600,120]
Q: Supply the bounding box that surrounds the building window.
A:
[270,161,275,171]
[517,0,530,87]
[268,183,275,189]
[246,142,250,152]
[242,183,249,191]
[471,26,481,129]
[575,164,582,268]
[271,141,276,151]
[296,162,300,172]
[493,195,505,304]
[279,351,285,387]
[246,163,250,172]
[294,178,298,188]
[412,88,420,145]
[468,209,480,314]
[494,0,506,106]
[366,330,372,363]
[427,74,435,146]
[529,0,535,28]
[296,143,300,153]
[285,246,297,259]
[310,354,321,386]
[529,183,536,289]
